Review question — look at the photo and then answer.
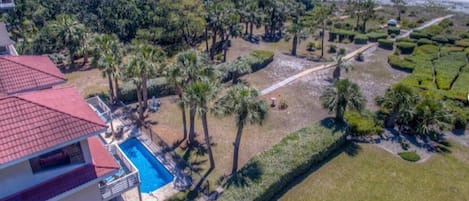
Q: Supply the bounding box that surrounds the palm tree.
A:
[123,55,146,121]
[412,98,453,137]
[332,55,350,80]
[184,80,220,170]
[214,85,268,175]
[49,14,86,68]
[230,56,253,84]
[304,5,330,58]
[92,34,122,105]
[376,84,419,128]
[175,50,217,146]
[165,66,188,141]
[321,79,365,122]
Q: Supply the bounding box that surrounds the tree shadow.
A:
[320,117,347,133]
[344,142,362,157]
[220,162,263,189]
[451,129,466,136]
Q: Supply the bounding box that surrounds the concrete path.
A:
[260,15,454,96]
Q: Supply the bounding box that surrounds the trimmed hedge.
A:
[398,151,421,162]
[431,35,448,44]
[397,37,416,43]
[455,39,469,48]
[388,55,415,71]
[396,42,417,54]
[410,31,430,39]
[367,32,387,42]
[219,50,274,81]
[220,121,346,201]
[345,111,383,136]
[378,39,394,50]
[120,78,175,103]
[354,34,368,44]
[337,29,356,42]
[447,35,461,44]
[417,38,434,46]
[388,27,400,35]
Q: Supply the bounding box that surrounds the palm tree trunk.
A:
[232,123,244,175]
[142,76,149,110]
[232,71,239,85]
[202,112,215,170]
[291,34,298,56]
[188,102,197,146]
[223,34,229,62]
[245,22,249,35]
[321,22,325,58]
[181,101,188,141]
[250,22,254,38]
[113,78,120,103]
[205,26,209,53]
[210,29,217,60]
[107,74,115,105]
[137,84,144,121]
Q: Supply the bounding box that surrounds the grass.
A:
[398,151,421,162]
[279,142,469,201]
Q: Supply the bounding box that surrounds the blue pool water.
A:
[119,138,174,193]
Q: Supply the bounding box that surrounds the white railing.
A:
[100,145,140,201]
[86,96,111,122]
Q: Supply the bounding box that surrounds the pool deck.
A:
[100,110,191,201]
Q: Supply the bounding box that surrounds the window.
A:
[29,143,85,173]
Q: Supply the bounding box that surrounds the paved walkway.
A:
[260,15,454,96]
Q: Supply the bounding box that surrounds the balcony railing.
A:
[86,96,111,122]
[99,144,140,201]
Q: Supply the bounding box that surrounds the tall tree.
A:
[391,0,407,21]
[360,0,376,33]
[412,97,453,137]
[284,1,307,56]
[332,55,350,80]
[321,79,365,122]
[303,5,330,58]
[165,66,188,142]
[92,34,122,105]
[49,14,86,68]
[214,85,268,175]
[184,80,220,170]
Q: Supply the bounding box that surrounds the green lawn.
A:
[279,142,469,201]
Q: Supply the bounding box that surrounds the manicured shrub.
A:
[307,41,316,51]
[220,121,346,201]
[120,78,175,103]
[397,37,416,43]
[328,44,337,53]
[378,39,394,50]
[354,34,368,44]
[367,32,387,42]
[455,39,469,48]
[388,55,415,71]
[339,48,346,55]
[431,35,449,44]
[345,111,383,136]
[250,50,274,72]
[396,42,417,54]
[329,30,338,41]
[439,18,453,28]
[409,31,430,39]
[422,25,443,36]
[417,38,434,46]
[447,35,461,44]
[388,26,400,35]
[355,52,364,61]
[337,29,356,42]
[398,151,421,162]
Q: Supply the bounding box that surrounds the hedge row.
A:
[354,34,368,44]
[329,29,357,42]
[119,78,175,103]
[396,42,417,54]
[367,32,388,42]
[417,38,433,46]
[345,111,383,136]
[220,121,346,201]
[409,31,431,40]
[378,39,394,50]
[456,39,469,48]
[388,55,415,71]
[387,27,400,35]
[219,50,274,81]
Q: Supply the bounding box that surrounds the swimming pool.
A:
[119,138,174,193]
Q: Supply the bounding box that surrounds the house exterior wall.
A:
[56,183,101,201]
[0,140,93,198]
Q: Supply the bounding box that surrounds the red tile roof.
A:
[0,137,119,201]
[0,56,66,95]
[0,87,107,165]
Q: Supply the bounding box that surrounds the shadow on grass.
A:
[271,142,360,201]
[221,162,263,189]
[320,117,348,133]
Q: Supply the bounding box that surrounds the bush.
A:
[396,38,416,43]
[367,32,387,42]
[388,27,400,35]
[396,42,417,54]
[279,99,288,110]
[410,31,430,40]
[439,18,453,28]
[220,121,346,201]
[354,34,368,44]
[329,30,338,41]
[337,29,356,42]
[460,32,469,39]
[307,41,316,51]
[345,111,383,136]
[120,78,175,103]
[355,52,364,61]
[398,151,421,162]
[417,38,434,46]
[431,35,448,44]
[378,39,394,50]
[339,48,346,55]
[328,44,337,53]
[455,39,469,48]
[250,50,274,72]
[447,35,461,44]
[388,55,415,71]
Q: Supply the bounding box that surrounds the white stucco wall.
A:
[58,183,101,201]
[0,140,93,198]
